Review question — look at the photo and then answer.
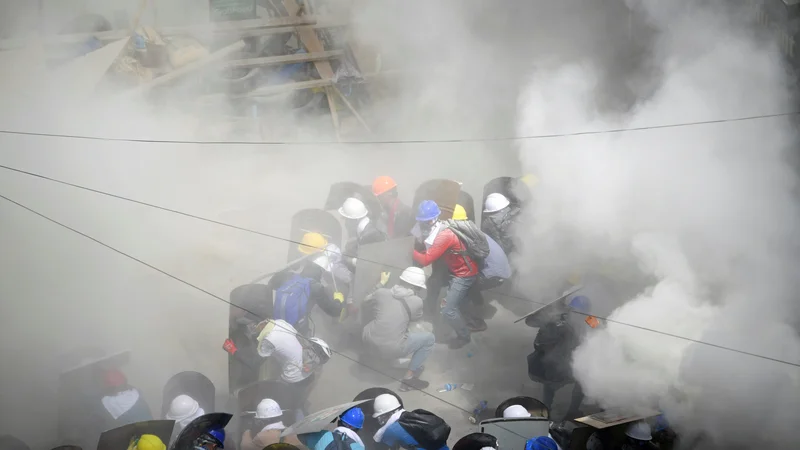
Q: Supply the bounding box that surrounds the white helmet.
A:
[373,393,402,418]
[625,421,652,441]
[484,193,510,213]
[166,395,199,421]
[255,398,283,419]
[502,405,531,418]
[357,216,370,235]
[309,337,332,361]
[312,254,331,272]
[399,267,426,289]
[338,197,368,220]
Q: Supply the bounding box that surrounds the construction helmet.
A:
[309,337,332,364]
[484,193,510,213]
[372,176,397,196]
[568,295,590,314]
[255,398,283,419]
[200,428,225,449]
[502,405,531,418]
[452,204,468,221]
[399,266,426,289]
[166,395,200,421]
[625,421,652,441]
[340,407,365,429]
[135,435,166,450]
[357,217,370,235]
[298,232,328,255]
[519,174,539,188]
[339,198,368,220]
[372,393,402,418]
[416,200,441,222]
[311,254,332,272]
[525,437,558,450]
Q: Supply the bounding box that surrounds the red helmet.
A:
[372,176,397,196]
[104,369,127,388]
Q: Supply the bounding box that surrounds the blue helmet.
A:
[525,436,558,450]
[568,295,590,314]
[201,428,225,448]
[416,200,441,222]
[340,407,365,429]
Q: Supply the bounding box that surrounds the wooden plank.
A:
[282,0,335,79]
[246,78,331,97]
[225,49,342,69]
[325,86,342,141]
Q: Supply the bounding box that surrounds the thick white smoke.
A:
[515,1,800,446]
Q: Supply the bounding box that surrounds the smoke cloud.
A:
[515,0,800,446]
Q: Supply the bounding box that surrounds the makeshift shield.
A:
[457,190,476,222]
[228,284,273,394]
[96,420,175,450]
[514,285,583,327]
[281,400,370,437]
[51,446,82,450]
[494,396,549,419]
[412,179,462,221]
[452,433,498,450]
[324,181,382,220]
[480,418,550,450]
[170,413,232,450]
[161,372,215,419]
[58,350,131,447]
[481,177,529,223]
[0,436,30,450]
[235,380,295,446]
[574,408,660,430]
[351,237,414,305]
[287,209,343,263]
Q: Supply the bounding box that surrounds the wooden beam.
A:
[246,78,332,97]
[225,49,342,69]
[282,0,335,80]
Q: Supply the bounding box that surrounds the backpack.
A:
[325,430,358,450]
[397,409,451,450]
[274,274,312,327]
[445,219,490,263]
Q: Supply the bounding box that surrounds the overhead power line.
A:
[0,162,798,369]
[0,110,797,145]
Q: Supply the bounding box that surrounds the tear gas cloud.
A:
[515,0,800,446]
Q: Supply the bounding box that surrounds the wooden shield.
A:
[161,372,215,419]
[287,209,343,263]
[351,237,415,305]
[412,179,462,221]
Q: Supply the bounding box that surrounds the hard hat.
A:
[136,435,166,450]
[357,217,370,235]
[340,407,365,429]
[338,197,368,220]
[416,200,441,222]
[399,267,426,289]
[372,393,402,417]
[255,399,283,419]
[202,428,225,448]
[452,204,468,221]
[567,272,582,286]
[298,232,328,255]
[502,405,531,418]
[372,176,397,196]
[166,395,200,421]
[519,174,539,188]
[568,295,591,313]
[309,337,332,361]
[324,244,342,264]
[525,436,558,450]
[311,254,332,272]
[625,421,652,441]
[484,193,510,213]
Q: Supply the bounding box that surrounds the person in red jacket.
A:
[412,200,478,349]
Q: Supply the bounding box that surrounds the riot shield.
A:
[51,446,82,450]
[324,181,382,220]
[161,372,215,419]
[351,237,414,305]
[494,396,549,419]
[412,179,462,221]
[228,284,273,394]
[171,413,232,450]
[515,285,582,328]
[452,433,497,450]
[353,388,403,450]
[281,400,369,436]
[457,190,476,222]
[96,420,175,450]
[58,350,131,448]
[287,209,343,263]
[480,418,550,450]
[0,436,30,450]
[235,380,295,447]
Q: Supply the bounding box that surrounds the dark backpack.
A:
[326,430,358,450]
[274,273,312,326]
[397,409,451,450]
[445,219,490,263]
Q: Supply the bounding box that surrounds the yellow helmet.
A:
[567,272,582,286]
[452,204,468,221]
[519,174,539,188]
[134,435,166,450]
[298,232,328,255]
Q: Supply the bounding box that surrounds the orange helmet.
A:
[372,176,397,196]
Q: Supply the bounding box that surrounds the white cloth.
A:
[335,427,364,446]
[261,422,286,432]
[410,222,443,249]
[101,389,140,420]
[373,408,404,443]
[263,320,309,383]
[176,408,204,430]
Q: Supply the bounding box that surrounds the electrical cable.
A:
[1,162,798,369]
[0,110,797,145]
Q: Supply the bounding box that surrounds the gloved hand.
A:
[334,292,345,303]
[380,271,391,286]
[222,338,238,355]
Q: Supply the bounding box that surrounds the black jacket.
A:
[481,206,520,255]
[528,314,580,383]
[265,267,344,319]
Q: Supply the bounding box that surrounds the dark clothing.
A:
[481,206,521,255]
[382,198,415,238]
[266,268,344,319]
[542,381,584,421]
[528,314,580,384]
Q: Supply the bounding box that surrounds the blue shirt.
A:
[302,430,365,450]
[379,422,449,450]
[482,234,511,279]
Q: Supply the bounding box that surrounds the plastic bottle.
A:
[438,383,460,392]
[468,401,488,424]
